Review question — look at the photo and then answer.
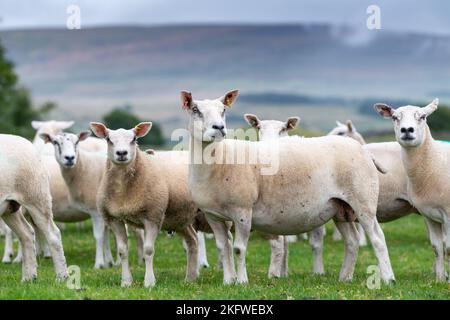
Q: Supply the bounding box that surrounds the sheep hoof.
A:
[143,279,155,288]
[21,274,37,282]
[94,263,105,269]
[2,257,12,264]
[12,256,22,264]
[121,279,133,287]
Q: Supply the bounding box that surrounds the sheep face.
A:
[374,99,438,148]
[90,122,152,165]
[181,90,239,142]
[328,120,365,145]
[244,114,299,141]
[39,132,90,168]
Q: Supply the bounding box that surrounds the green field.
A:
[0,214,448,300]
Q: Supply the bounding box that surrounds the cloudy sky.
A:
[1,0,449,35]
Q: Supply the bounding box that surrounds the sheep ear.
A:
[90,122,108,139]
[336,120,344,127]
[220,90,239,108]
[244,114,260,128]
[346,120,354,132]
[31,121,44,130]
[374,103,395,119]
[57,121,75,130]
[422,98,439,116]
[286,117,300,130]
[134,122,152,138]
[78,131,91,142]
[39,133,53,144]
[181,91,193,110]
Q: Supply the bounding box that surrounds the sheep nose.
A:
[401,127,414,133]
[116,150,128,157]
[64,155,75,161]
[212,124,225,131]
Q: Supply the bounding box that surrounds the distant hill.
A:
[1,24,449,136]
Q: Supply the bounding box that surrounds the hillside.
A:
[1,24,449,136]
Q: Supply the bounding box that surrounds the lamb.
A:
[32,120,106,155]
[181,90,395,285]
[90,122,199,287]
[0,134,67,281]
[2,120,105,263]
[244,114,324,276]
[39,131,116,268]
[328,120,417,223]
[374,99,450,281]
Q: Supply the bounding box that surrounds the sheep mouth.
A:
[63,161,75,168]
[116,156,129,162]
[401,135,415,141]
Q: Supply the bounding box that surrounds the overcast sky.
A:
[1,0,449,35]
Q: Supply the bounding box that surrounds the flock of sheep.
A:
[0,90,449,288]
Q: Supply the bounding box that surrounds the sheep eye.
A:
[392,115,398,121]
[106,137,112,144]
[192,106,202,117]
[337,132,345,136]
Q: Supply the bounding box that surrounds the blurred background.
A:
[1,0,450,146]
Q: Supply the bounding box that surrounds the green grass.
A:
[0,215,448,300]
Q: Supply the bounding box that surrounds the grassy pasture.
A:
[0,214,448,300]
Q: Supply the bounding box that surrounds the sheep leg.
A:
[424,217,445,281]
[309,225,325,275]
[2,211,37,282]
[26,205,68,281]
[103,227,114,267]
[205,215,236,284]
[142,220,160,288]
[267,234,284,278]
[179,225,199,281]
[358,216,395,283]
[90,213,106,269]
[13,242,23,263]
[233,212,251,284]
[334,221,360,281]
[2,223,14,263]
[197,231,210,269]
[33,221,51,259]
[280,236,289,277]
[108,218,132,287]
[442,213,450,282]
[285,235,298,243]
[332,226,343,241]
[0,218,6,236]
[128,225,144,265]
[357,223,368,247]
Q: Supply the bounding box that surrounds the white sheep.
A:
[0,134,67,281]
[2,120,107,263]
[375,99,450,281]
[244,114,324,276]
[181,90,395,285]
[39,131,118,268]
[32,120,106,155]
[90,122,199,287]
